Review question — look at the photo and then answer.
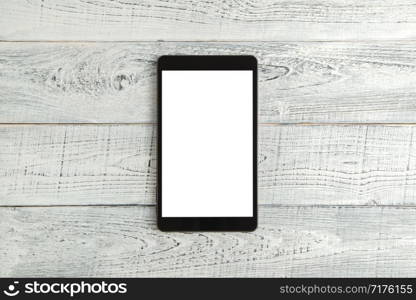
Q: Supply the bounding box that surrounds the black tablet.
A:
[157,55,257,231]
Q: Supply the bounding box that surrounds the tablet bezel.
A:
[157,55,257,231]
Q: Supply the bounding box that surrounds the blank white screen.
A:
[162,70,253,217]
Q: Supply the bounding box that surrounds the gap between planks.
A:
[2,122,416,126]
[2,204,416,208]
[5,39,416,43]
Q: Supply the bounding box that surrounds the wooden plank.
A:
[2,124,416,206]
[2,205,416,277]
[260,125,416,206]
[1,0,416,41]
[1,42,416,123]
[0,125,156,206]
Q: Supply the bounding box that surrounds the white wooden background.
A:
[1,0,416,277]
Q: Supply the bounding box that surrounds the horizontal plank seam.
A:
[3,39,416,43]
[0,204,155,208]
[1,204,416,209]
[262,122,416,126]
[1,122,416,126]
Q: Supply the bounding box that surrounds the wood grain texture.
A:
[1,0,416,41]
[2,42,416,123]
[2,124,416,206]
[0,125,156,205]
[2,205,416,277]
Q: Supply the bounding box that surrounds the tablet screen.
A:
[161,70,253,217]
